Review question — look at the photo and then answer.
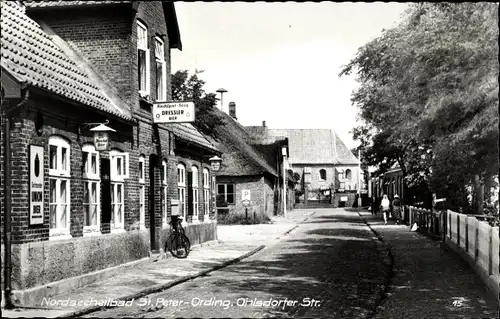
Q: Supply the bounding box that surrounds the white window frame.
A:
[111,182,125,232]
[82,144,101,235]
[139,155,146,229]
[137,20,150,95]
[162,159,168,227]
[110,149,129,181]
[203,168,210,221]
[177,163,186,220]
[192,166,199,222]
[48,136,71,239]
[217,184,235,205]
[155,36,167,102]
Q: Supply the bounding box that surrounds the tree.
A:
[340,3,499,213]
[171,70,225,138]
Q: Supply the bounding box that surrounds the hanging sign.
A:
[153,101,195,123]
[93,131,110,151]
[30,145,44,225]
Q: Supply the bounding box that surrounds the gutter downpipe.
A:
[2,89,29,309]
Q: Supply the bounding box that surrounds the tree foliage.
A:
[171,70,225,138]
[341,3,499,212]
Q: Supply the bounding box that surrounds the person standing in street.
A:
[392,194,402,225]
[380,194,391,225]
[371,196,377,215]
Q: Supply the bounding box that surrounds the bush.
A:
[217,210,271,225]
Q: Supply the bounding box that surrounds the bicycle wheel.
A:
[168,233,190,258]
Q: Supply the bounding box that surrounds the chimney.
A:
[262,120,266,127]
[228,102,237,119]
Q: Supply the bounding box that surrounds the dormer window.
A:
[155,37,167,101]
[137,21,150,95]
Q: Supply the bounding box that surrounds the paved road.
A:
[82,209,390,318]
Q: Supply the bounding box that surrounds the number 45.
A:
[452,300,463,307]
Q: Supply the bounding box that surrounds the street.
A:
[82,209,390,318]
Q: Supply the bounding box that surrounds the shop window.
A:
[137,20,150,95]
[82,144,100,234]
[217,184,235,205]
[155,37,167,101]
[48,136,71,238]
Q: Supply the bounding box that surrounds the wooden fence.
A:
[403,205,499,297]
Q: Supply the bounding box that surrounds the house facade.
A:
[207,106,293,221]
[1,1,218,307]
[246,125,361,207]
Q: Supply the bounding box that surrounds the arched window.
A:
[49,136,71,238]
[345,169,352,181]
[192,166,199,221]
[82,144,100,235]
[319,169,327,181]
[177,163,186,219]
[138,155,146,229]
[203,168,210,221]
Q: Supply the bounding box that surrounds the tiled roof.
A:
[24,1,133,8]
[266,129,360,165]
[1,1,131,120]
[206,109,278,177]
[167,123,218,153]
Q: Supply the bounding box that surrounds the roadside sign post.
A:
[242,198,250,223]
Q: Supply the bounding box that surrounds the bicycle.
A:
[165,216,190,258]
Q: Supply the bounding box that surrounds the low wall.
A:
[3,221,217,307]
[444,210,499,298]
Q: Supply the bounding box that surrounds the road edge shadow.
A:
[357,212,395,319]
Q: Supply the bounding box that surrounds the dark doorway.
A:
[149,154,157,250]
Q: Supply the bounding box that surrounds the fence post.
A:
[488,227,493,276]
[409,206,412,227]
[465,215,469,253]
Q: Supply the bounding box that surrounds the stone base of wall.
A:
[2,221,217,307]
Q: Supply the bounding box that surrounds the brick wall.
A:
[28,1,173,113]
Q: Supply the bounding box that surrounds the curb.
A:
[60,244,266,318]
[356,212,395,319]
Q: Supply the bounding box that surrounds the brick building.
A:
[206,105,294,220]
[1,1,219,307]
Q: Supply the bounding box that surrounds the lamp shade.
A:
[209,155,222,171]
[90,123,115,151]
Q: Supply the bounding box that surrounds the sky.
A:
[171,2,409,149]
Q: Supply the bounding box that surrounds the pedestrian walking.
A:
[392,194,402,225]
[380,194,391,225]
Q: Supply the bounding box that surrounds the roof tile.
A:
[266,129,360,165]
[1,1,131,120]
